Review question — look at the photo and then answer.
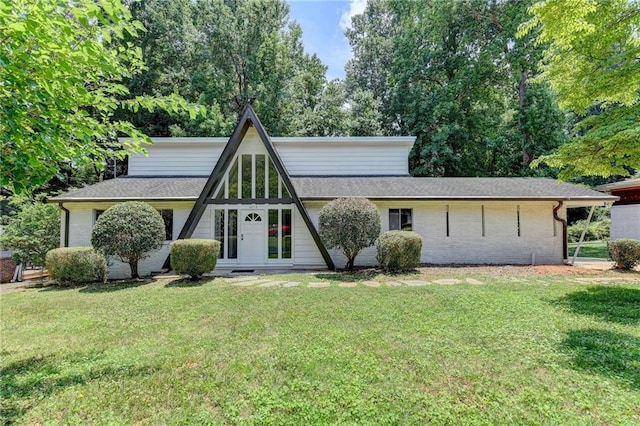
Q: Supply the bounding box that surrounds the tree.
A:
[521,0,640,178]
[0,197,60,276]
[0,0,197,194]
[319,198,381,270]
[345,0,567,177]
[91,202,165,279]
[120,0,330,137]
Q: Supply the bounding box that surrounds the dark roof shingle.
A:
[49,176,616,205]
[291,176,616,202]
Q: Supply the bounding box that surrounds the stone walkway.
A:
[223,277,485,288]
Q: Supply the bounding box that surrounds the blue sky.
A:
[288,0,366,80]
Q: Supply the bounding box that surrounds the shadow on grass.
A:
[555,286,640,325]
[165,277,214,288]
[561,328,640,389]
[0,351,158,423]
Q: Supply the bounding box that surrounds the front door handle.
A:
[241,234,244,241]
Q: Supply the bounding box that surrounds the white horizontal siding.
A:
[278,145,409,176]
[127,130,412,177]
[610,204,640,239]
[293,208,325,266]
[128,144,223,176]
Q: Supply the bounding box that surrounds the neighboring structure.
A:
[49,105,616,278]
[596,178,640,240]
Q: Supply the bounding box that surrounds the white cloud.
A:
[339,0,366,30]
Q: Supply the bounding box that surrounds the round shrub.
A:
[91,202,165,279]
[607,239,640,270]
[170,239,220,279]
[376,231,423,272]
[46,247,107,285]
[319,197,380,270]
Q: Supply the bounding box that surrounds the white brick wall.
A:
[64,202,193,279]
[304,200,565,268]
[64,199,566,277]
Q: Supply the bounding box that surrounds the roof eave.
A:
[300,196,618,202]
[48,197,198,203]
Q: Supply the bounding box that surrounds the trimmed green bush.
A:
[91,202,166,279]
[607,239,640,270]
[319,197,381,270]
[46,247,107,285]
[170,239,220,279]
[376,231,423,272]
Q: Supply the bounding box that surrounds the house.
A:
[49,105,616,278]
[596,178,640,240]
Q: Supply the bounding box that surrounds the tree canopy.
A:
[345,0,568,177]
[521,0,640,178]
[0,0,197,194]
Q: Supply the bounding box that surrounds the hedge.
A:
[170,239,220,279]
[376,231,423,272]
[46,247,107,285]
[607,239,640,270]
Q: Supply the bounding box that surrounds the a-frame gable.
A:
[165,104,334,269]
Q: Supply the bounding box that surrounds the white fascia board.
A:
[119,137,228,144]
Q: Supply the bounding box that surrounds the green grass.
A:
[569,240,609,258]
[2,268,640,424]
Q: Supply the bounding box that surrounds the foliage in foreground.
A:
[607,239,640,270]
[46,247,107,285]
[0,197,59,267]
[522,0,640,178]
[0,0,198,194]
[319,198,381,270]
[376,230,423,271]
[2,271,640,424]
[170,239,220,279]
[91,202,165,279]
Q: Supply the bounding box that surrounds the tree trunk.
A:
[518,69,531,169]
[346,257,354,271]
[129,260,139,279]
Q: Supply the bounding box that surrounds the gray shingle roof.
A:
[48,177,207,202]
[48,175,616,204]
[290,177,617,202]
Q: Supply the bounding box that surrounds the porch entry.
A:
[213,207,293,265]
[240,210,265,264]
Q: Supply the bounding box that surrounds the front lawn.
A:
[568,240,609,258]
[2,267,640,424]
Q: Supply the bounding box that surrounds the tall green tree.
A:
[521,0,640,178]
[121,0,330,137]
[345,0,567,177]
[0,0,196,194]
